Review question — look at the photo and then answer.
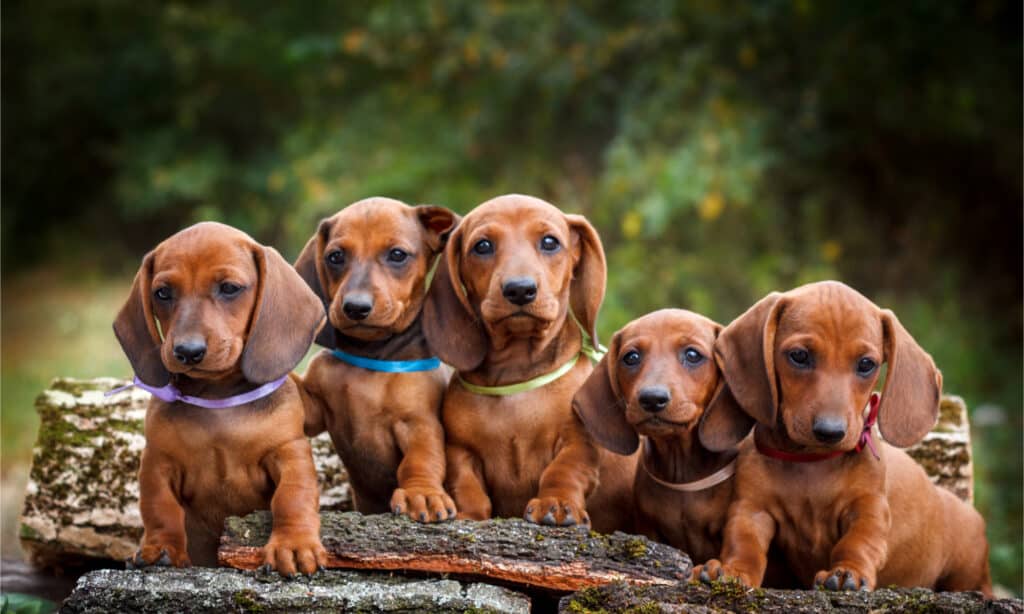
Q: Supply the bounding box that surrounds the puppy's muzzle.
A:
[638,386,671,413]
[502,277,537,306]
[812,416,847,444]
[342,293,373,321]
[173,339,207,365]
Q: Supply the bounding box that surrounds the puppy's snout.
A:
[812,416,847,444]
[173,339,207,365]
[342,294,373,321]
[638,386,671,413]
[502,277,537,306]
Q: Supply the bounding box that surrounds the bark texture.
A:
[60,567,531,613]
[19,377,350,569]
[559,581,1023,613]
[219,511,690,592]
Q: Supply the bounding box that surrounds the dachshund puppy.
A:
[295,197,458,522]
[574,309,736,563]
[423,194,636,533]
[696,281,992,594]
[113,222,327,575]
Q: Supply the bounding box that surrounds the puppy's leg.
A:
[133,447,190,568]
[697,499,776,587]
[262,438,328,576]
[296,372,328,438]
[524,418,599,528]
[446,444,491,520]
[390,416,456,523]
[814,494,890,591]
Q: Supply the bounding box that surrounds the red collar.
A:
[755,392,881,463]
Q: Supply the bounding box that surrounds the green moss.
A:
[562,587,609,614]
[232,589,266,613]
[534,533,545,542]
[623,538,647,559]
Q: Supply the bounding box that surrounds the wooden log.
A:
[61,567,532,614]
[558,581,1023,613]
[19,377,351,569]
[217,511,690,593]
[20,378,975,569]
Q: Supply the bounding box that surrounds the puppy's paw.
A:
[390,486,457,523]
[263,532,328,577]
[814,566,872,591]
[695,559,753,586]
[523,496,589,528]
[127,542,190,569]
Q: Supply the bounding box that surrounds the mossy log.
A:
[60,567,531,614]
[218,511,690,593]
[21,379,973,570]
[19,377,351,569]
[559,581,1023,613]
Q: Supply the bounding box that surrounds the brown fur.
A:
[113,222,327,575]
[696,281,992,594]
[422,194,636,533]
[294,197,458,522]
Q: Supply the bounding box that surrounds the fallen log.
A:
[20,378,974,569]
[19,377,351,569]
[61,567,531,614]
[218,511,690,593]
[558,581,1023,613]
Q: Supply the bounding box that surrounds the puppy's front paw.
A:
[390,486,456,523]
[127,542,190,569]
[814,566,872,591]
[523,496,589,528]
[695,559,754,587]
[263,532,328,577]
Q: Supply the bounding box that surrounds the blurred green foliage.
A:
[2,0,1020,591]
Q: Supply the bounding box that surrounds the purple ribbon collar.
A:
[106,375,288,409]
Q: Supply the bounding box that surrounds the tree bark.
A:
[60,567,531,614]
[558,581,1022,613]
[218,511,690,593]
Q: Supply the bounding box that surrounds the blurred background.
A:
[2,0,1021,593]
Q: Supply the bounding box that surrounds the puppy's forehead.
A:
[328,198,420,243]
[464,194,567,233]
[154,222,257,275]
[622,309,719,348]
[779,282,881,340]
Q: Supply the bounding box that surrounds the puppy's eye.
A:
[387,248,409,263]
[856,357,877,376]
[472,239,494,255]
[153,287,172,302]
[539,235,560,252]
[787,348,812,368]
[219,282,242,297]
[622,350,642,367]
[682,347,705,365]
[326,250,345,266]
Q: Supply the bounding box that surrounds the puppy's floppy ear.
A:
[294,217,339,349]
[573,332,638,455]
[699,381,755,452]
[113,251,171,387]
[416,205,459,252]
[715,292,785,426]
[565,214,607,347]
[422,224,487,371]
[877,308,941,447]
[243,244,326,383]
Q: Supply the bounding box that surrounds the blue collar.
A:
[330,349,441,373]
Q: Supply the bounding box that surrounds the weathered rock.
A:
[60,567,531,614]
[906,395,974,502]
[20,377,351,569]
[559,581,1024,613]
[219,511,690,592]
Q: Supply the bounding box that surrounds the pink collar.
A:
[641,441,737,492]
[756,392,881,463]
[106,375,288,409]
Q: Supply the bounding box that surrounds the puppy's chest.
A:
[638,482,729,556]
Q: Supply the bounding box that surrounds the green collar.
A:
[456,312,607,396]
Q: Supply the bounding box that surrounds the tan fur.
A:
[113,222,326,575]
[696,281,992,594]
[294,197,458,521]
[423,194,637,532]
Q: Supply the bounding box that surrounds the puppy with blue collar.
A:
[295,197,459,522]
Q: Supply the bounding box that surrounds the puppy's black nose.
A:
[502,277,537,306]
[173,341,206,365]
[638,386,671,413]
[812,416,847,444]
[342,297,373,320]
